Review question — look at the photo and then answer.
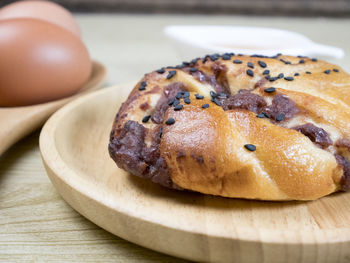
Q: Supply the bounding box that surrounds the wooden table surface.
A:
[1,14,350,262]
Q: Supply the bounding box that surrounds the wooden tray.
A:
[39,83,350,263]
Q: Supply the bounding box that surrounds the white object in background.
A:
[164,25,344,61]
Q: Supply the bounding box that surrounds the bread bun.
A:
[109,53,350,200]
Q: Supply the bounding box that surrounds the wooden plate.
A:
[39,83,350,263]
[0,61,106,155]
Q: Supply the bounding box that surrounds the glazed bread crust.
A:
[109,54,350,200]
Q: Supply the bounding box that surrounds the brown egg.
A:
[0,18,92,107]
[0,0,81,37]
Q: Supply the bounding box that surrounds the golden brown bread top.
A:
[109,53,350,200]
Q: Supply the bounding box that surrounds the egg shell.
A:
[0,18,92,107]
[0,0,81,37]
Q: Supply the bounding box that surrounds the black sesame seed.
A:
[168,98,175,105]
[247,62,254,69]
[333,69,339,72]
[165,118,175,125]
[269,77,278,82]
[294,73,300,76]
[233,59,242,64]
[156,68,165,74]
[173,100,180,107]
[167,70,177,79]
[174,104,184,111]
[256,113,265,118]
[262,112,271,118]
[189,67,198,73]
[238,53,243,56]
[306,71,312,74]
[280,59,291,65]
[217,92,227,99]
[284,76,294,81]
[191,58,200,64]
[182,62,190,66]
[210,54,220,61]
[264,87,276,93]
[175,64,185,69]
[184,98,191,104]
[202,104,209,109]
[176,92,182,99]
[244,144,256,151]
[142,115,151,123]
[212,98,222,106]
[138,81,147,91]
[203,55,209,63]
[258,61,267,68]
[276,113,285,122]
[210,91,217,98]
[246,69,254,77]
[299,59,305,64]
[183,91,190,98]
[324,70,331,74]
[251,54,268,58]
[195,94,204,100]
[312,58,318,62]
[222,54,231,60]
[278,73,284,79]
[262,69,270,75]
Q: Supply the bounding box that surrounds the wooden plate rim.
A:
[39,85,350,248]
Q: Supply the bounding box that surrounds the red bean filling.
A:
[336,138,350,150]
[292,123,333,149]
[151,82,185,124]
[109,56,350,191]
[222,90,267,113]
[109,120,178,189]
[261,94,299,121]
[334,154,350,191]
[190,63,230,94]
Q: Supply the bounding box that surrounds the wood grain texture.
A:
[1,0,349,16]
[0,132,187,262]
[1,14,350,262]
[0,61,106,156]
[39,84,350,262]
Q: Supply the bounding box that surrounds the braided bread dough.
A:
[109,54,350,200]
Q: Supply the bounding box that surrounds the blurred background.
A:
[1,0,350,16]
[1,1,350,262]
[0,0,349,86]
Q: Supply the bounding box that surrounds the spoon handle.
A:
[0,102,66,156]
[0,108,52,155]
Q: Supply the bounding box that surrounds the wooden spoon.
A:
[0,61,106,156]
